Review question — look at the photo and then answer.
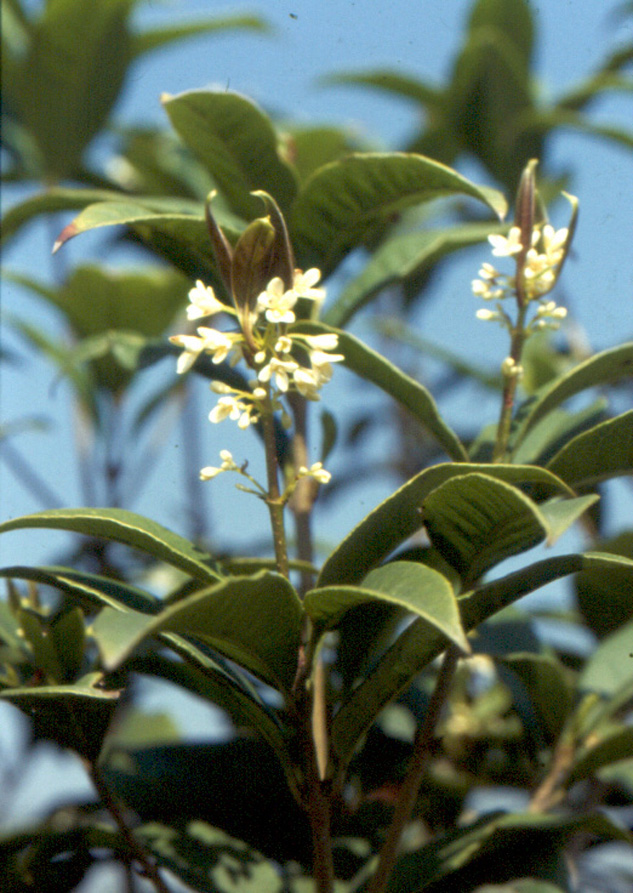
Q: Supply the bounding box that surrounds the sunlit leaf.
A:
[163,90,298,218]
[546,411,633,489]
[306,560,468,653]
[318,464,571,588]
[0,508,221,583]
[92,571,303,692]
[290,153,507,275]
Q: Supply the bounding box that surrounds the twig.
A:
[367,646,460,893]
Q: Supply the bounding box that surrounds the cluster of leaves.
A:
[1,1,633,892]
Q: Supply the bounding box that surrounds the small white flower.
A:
[488,226,523,257]
[293,268,325,303]
[196,327,235,364]
[293,367,322,400]
[258,357,299,392]
[303,333,340,351]
[170,334,205,373]
[257,277,298,324]
[209,395,245,424]
[187,280,228,320]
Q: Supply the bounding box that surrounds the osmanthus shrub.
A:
[1,2,633,892]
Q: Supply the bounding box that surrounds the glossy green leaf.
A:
[10,264,190,392]
[292,322,468,462]
[0,566,159,614]
[330,552,633,768]
[576,532,633,637]
[50,607,85,682]
[0,508,221,583]
[1,187,124,245]
[163,90,298,218]
[546,411,633,489]
[502,652,574,742]
[538,495,599,544]
[3,0,134,178]
[513,343,633,445]
[131,14,269,58]
[290,153,507,275]
[579,616,633,696]
[288,125,361,183]
[0,672,119,761]
[422,473,549,583]
[92,571,303,692]
[318,464,571,588]
[306,560,468,653]
[512,399,608,466]
[323,221,503,328]
[569,727,633,785]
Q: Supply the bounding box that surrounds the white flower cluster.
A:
[171,268,341,483]
[472,224,569,331]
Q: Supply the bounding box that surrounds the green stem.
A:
[366,647,460,893]
[491,308,527,463]
[261,402,289,579]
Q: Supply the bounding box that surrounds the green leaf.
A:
[330,552,633,768]
[292,322,468,462]
[318,464,571,588]
[322,68,443,108]
[323,221,504,328]
[538,495,599,544]
[91,571,303,692]
[306,560,468,653]
[290,153,507,275]
[512,399,608,466]
[501,652,574,742]
[576,532,633,637]
[0,508,221,583]
[513,343,633,446]
[1,187,124,245]
[137,821,285,893]
[0,672,119,761]
[0,566,159,614]
[288,125,361,184]
[569,727,633,785]
[162,90,298,218]
[383,809,629,893]
[422,473,549,583]
[473,882,565,893]
[131,14,269,58]
[131,645,298,797]
[579,616,633,696]
[546,411,633,489]
[3,0,134,178]
[10,264,190,392]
